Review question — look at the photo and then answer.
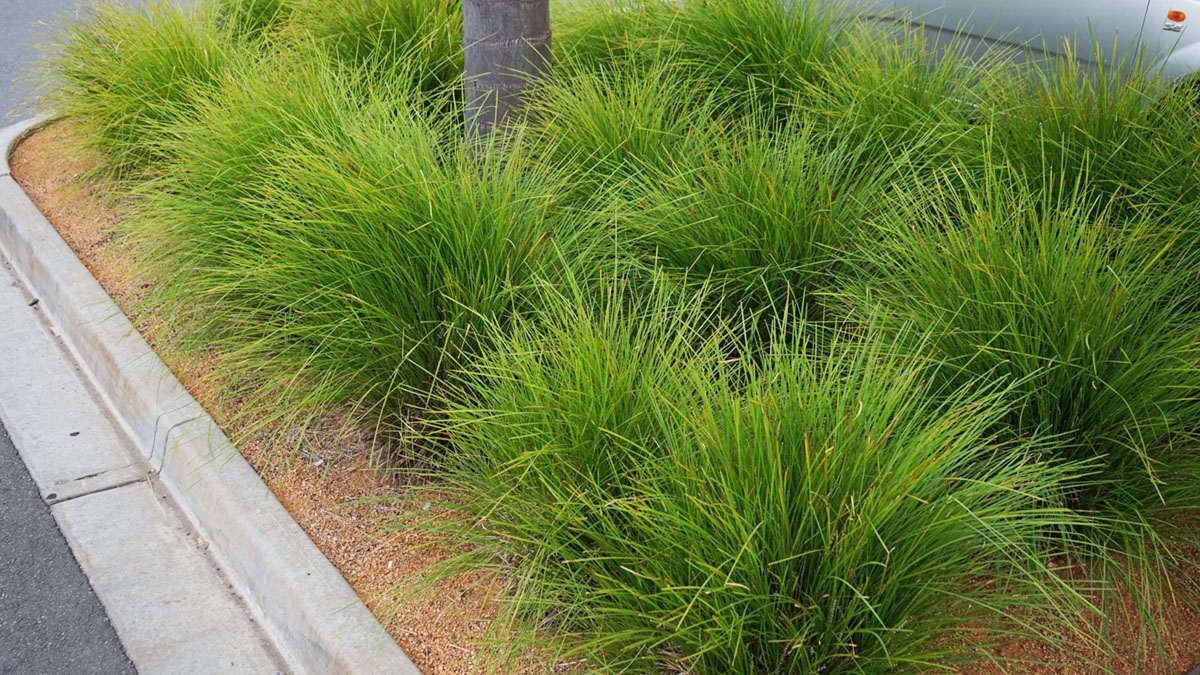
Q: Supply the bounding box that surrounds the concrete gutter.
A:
[0,116,420,675]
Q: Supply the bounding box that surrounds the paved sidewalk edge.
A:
[0,117,420,675]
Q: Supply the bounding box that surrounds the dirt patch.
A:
[11,122,1200,675]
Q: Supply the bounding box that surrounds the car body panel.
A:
[853,0,1200,82]
[1144,0,1200,77]
[894,1,1150,61]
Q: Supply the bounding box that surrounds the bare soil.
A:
[11,122,1200,675]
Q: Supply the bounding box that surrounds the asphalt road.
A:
[0,2,146,673]
[0,0,87,118]
[0,421,135,675]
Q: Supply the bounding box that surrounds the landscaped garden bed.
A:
[9,124,530,674]
[22,0,1200,671]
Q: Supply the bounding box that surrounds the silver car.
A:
[862,0,1200,83]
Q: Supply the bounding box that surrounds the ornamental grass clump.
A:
[37,0,231,175]
[131,52,603,431]
[552,0,681,76]
[804,23,984,171]
[668,0,843,121]
[291,0,462,96]
[532,62,717,197]
[982,45,1195,221]
[217,0,294,40]
[617,119,898,328]
[554,0,842,114]
[426,284,1091,672]
[840,170,1200,628]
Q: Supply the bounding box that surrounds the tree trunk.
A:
[462,0,551,142]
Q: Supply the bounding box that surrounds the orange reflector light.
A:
[1168,9,1187,21]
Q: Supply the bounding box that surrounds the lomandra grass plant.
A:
[982,44,1195,221]
[292,0,462,95]
[804,23,984,171]
[553,0,842,110]
[532,61,715,195]
[618,119,898,327]
[841,170,1200,640]
[427,286,1091,672]
[37,0,230,175]
[552,0,681,76]
[130,53,603,435]
[217,0,293,40]
[670,0,841,120]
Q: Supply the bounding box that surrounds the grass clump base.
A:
[130,51,605,436]
[426,285,1093,672]
[840,170,1200,646]
[36,0,231,176]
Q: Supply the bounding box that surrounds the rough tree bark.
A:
[462,0,552,141]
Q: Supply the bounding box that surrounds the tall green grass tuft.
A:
[669,0,842,120]
[552,0,681,76]
[804,22,983,170]
[982,45,1196,221]
[426,284,1090,672]
[618,119,897,327]
[217,0,294,40]
[37,0,230,175]
[551,0,846,126]
[292,0,462,95]
[129,52,604,436]
[532,61,716,196]
[840,170,1200,636]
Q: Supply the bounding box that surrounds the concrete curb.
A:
[0,117,420,675]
